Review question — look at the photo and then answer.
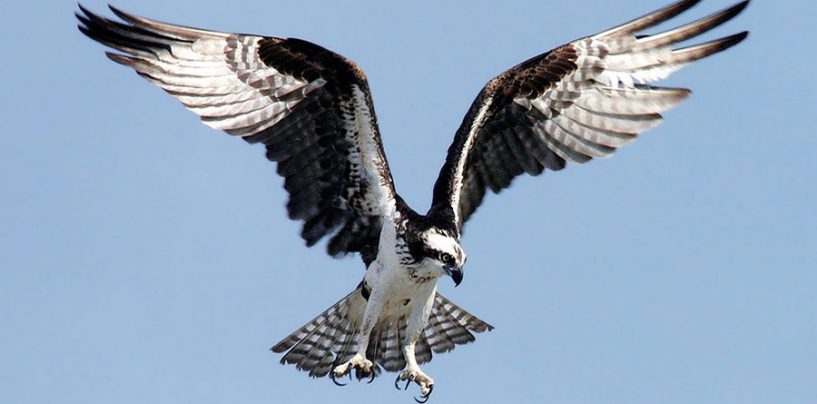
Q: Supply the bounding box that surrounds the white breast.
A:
[364,213,439,320]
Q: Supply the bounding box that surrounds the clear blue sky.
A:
[2,1,815,403]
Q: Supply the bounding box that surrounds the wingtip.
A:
[594,0,706,39]
[723,0,751,19]
[667,0,703,11]
[725,31,750,47]
[74,11,89,27]
[76,2,90,15]
[671,30,749,64]
[665,0,704,18]
[76,23,91,37]
[677,87,693,99]
[77,3,123,31]
[733,31,751,49]
[104,51,134,66]
[75,3,95,24]
[108,3,135,23]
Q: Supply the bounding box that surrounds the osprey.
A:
[77,0,748,401]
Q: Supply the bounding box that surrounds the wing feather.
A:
[429,0,749,229]
[77,5,396,263]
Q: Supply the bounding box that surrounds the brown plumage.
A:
[76,4,395,265]
[429,0,749,230]
[76,0,749,391]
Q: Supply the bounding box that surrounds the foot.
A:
[331,353,374,385]
[394,367,434,403]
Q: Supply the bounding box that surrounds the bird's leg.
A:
[332,289,383,380]
[395,290,435,402]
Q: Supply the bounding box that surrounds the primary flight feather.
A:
[76,0,748,401]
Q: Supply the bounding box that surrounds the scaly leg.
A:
[395,288,436,403]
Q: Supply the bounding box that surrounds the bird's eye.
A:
[441,253,453,263]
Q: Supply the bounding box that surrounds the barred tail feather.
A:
[271,288,366,378]
[364,293,493,373]
[423,293,494,354]
[271,289,493,379]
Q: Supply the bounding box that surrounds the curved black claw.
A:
[394,373,415,390]
[414,384,434,404]
[354,368,375,384]
[330,371,347,387]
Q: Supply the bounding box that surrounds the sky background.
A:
[2,1,816,403]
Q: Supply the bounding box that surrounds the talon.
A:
[331,354,372,387]
[414,387,433,403]
[354,366,375,383]
[404,377,412,390]
[394,374,402,390]
[413,384,434,403]
[330,371,347,387]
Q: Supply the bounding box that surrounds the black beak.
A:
[446,264,463,287]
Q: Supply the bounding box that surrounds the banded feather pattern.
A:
[272,289,492,379]
[76,1,748,396]
[76,6,396,264]
[272,290,366,378]
[429,0,749,229]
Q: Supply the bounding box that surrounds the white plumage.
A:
[77,0,748,401]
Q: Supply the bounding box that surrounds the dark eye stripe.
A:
[417,244,460,264]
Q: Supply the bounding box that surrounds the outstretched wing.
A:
[77,5,397,264]
[429,0,749,230]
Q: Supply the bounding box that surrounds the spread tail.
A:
[271,288,493,379]
[271,288,366,378]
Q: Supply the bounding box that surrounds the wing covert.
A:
[429,0,749,231]
[77,5,396,264]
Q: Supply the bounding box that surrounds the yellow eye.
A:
[441,253,453,263]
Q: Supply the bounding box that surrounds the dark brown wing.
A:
[77,5,397,264]
[429,0,749,230]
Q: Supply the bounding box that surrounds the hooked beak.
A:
[445,264,463,287]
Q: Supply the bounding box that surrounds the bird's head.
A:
[408,229,466,286]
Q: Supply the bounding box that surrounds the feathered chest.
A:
[376,234,436,284]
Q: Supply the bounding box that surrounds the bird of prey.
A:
[76,0,748,401]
